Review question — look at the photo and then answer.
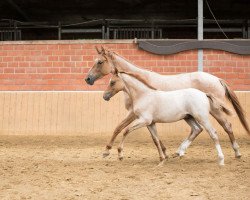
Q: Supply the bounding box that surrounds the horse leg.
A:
[198,119,224,165]
[147,125,168,159]
[147,123,166,163]
[117,117,150,161]
[103,111,136,157]
[211,112,241,158]
[174,116,203,157]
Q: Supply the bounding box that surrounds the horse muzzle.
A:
[103,92,112,101]
[85,76,95,85]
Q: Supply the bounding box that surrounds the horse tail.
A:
[206,93,233,116]
[219,79,250,135]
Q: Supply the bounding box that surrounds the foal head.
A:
[85,46,112,85]
[103,73,125,101]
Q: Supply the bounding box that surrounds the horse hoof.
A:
[172,153,180,158]
[235,154,242,159]
[118,157,123,161]
[102,152,110,158]
[218,159,225,166]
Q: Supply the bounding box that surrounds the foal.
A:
[104,73,236,165]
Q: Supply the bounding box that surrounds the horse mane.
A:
[105,48,157,90]
[119,72,157,90]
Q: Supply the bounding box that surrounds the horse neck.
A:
[120,73,153,101]
[114,54,150,76]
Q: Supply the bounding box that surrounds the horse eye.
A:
[98,61,103,64]
[110,81,115,86]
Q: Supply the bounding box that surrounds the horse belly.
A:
[153,105,187,123]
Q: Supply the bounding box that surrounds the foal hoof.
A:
[102,152,110,158]
[172,153,180,158]
[235,153,242,159]
[218,159,225,166]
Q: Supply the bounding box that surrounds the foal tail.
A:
[206,93,233,116]
[219,79,250,135]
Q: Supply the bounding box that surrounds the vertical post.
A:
[102,25,105,39]
[58,21,61,40]
[106,27,110,39]
[198,0,203,71]
[14,21,17,41]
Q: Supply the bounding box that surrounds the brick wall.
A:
[0,40,249,91]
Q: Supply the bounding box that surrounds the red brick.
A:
[237,61,249,68]
[52,61,64,67]
[14,57,25,62]
[60,68,71,73]
[174,54,187,60]
[3,57,13,62]
[70,44,82,49]
[37,68,47,73]
[0,62,7,67]
[209,67,221,72]
[30,62,42,67]
[233,67,244,73]
[18,62,30,67]
[75,61,88,67]
[59,45,70,50]
[176,67,187,72]
[2,45,13,50]
[226,73,238,79]
[48,56,58,61]
[48,68,60,73]
[7,62,18,68]
[82,55,93,61]
[15,68,25,73]
[64,62,75,67]
[59,56,71,61]
[71,68,82,73]
[26,68,36,73]
[71,55,82,61]
[4,68,14,73]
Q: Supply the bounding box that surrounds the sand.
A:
[0,133,249,200]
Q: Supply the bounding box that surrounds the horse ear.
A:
[101,46,106,55]
[95,46,101,54]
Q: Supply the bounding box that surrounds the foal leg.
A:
[118,118,165,161]
[199,119,225,165]
[174,116,203,157]
[117,117,152,160]
[103,111,136,157]
[211,113,241,158]
[147,125,168,159]
[147,123,166,163]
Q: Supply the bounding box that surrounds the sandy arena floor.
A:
[0,133,249,200]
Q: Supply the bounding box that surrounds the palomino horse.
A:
[103,71,234,165]
[85,47,249,158]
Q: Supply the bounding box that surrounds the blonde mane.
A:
[106,50,157,90]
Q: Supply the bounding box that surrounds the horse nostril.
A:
[85,77,91,83]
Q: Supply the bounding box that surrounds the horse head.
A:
[85,46,113,85]
[103,72,125,101]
